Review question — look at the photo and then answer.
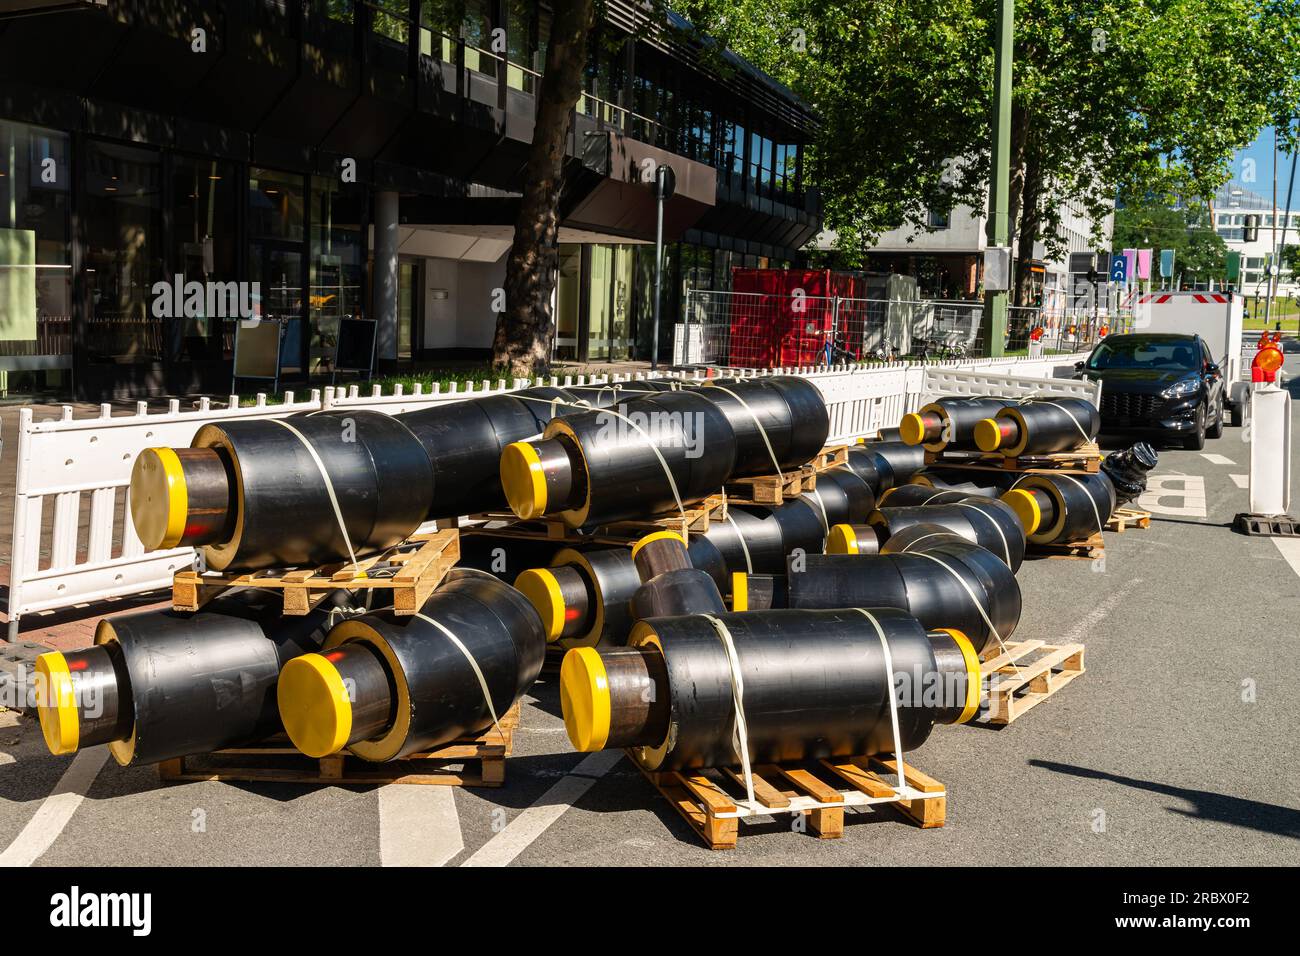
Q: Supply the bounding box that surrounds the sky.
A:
[1228,127,1300,203]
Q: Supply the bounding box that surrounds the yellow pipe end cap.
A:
[899,413,926,446]
[973,418,1003,452]
[129,447,189,551]
[559,647,611,752]
[941,629,983,724]
[278,654,353,758]
[1001,488,1042,535]
[630,529,687,560]
[826,524,859,554]
[500,442,547,520]
[35,652,79,756]
[731,571,749,611]
[515,568,566,642]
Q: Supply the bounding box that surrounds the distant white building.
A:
[817,197,1113,304]
[1211,184,1298,300]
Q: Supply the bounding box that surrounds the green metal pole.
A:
[981,0,1013,357]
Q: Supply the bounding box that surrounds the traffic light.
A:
[1243,214,1260,243]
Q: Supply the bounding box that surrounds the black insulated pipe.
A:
[560,607,980,768]
[278,569,547,761]
[35,588,352,764]
[869,496,1027,570]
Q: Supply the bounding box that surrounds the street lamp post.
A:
[980,0,1014,357]
[650,163,676,370]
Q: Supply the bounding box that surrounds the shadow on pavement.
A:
[1029,759,1300,841]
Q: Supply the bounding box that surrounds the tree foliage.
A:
[679,0,1300,298]
[1112,200,1228,284]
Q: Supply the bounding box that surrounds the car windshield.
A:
[1087,339,1199,371]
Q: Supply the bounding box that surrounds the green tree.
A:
[492,0,597,376]
[1111,200,1227,285]
[680,0,1300,304]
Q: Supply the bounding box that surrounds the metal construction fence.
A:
[2,355,1090,637]
[679,290,1137,366]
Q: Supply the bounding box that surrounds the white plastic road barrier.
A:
[1248,383,1292,516]
[3,355,1090,636]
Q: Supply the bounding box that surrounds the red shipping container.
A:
[728,269,863,367]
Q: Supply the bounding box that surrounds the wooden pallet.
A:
[1028,531,1104,560]
[469,493,729,543]
[976,640,1085,726]
[925,441,1101,474]
[172,529,461,614]
[724,444,851,506]
[157,703,519,787]
[635,752,945,850]
[1105,506,1151,532]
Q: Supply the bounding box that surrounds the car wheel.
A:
[1207,396,1224,439]
[1184,403,1207,450]
[1230,402,1244,427]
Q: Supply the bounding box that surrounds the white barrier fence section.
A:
[5,393,322,639]
[3,354,1090,636]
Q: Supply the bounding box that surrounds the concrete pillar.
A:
[373,190,400,363]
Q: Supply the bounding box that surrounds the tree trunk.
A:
[492,0,596,377]
[1007,140,1042,349]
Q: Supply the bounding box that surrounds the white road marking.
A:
[1272,537,1300,580]
[1058,578,1145,646]
[378,785,463,867]
[1229,473,1249,489]
[1137,475,1208,518]
[1200,453,1236,465]
[460,750,623,867]
[0,747,108,867]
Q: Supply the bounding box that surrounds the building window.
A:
[723,122,745,177]
[506,0,536,92]
[170,155,238,363]
[928,208,951,229]
[462,0,497,77]
[370,0,411,45]
[83,140,163,366]
[309,176,367,375]
[0,119,72,393]
[248,167,307,374]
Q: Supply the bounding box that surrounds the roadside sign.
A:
[1109,252,1128,284]
[1225,251,1241,281]
[1068,251,1096,274]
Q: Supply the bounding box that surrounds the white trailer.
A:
[1134,291,1248,423]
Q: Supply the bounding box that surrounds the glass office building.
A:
[0,1,819,399]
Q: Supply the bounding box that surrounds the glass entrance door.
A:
[586,245,613,361]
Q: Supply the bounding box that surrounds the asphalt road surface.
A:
[2,357,1298,867]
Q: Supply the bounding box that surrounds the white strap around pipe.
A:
[705,383,786,480]
[701,614,757,810]
[514,394,690,524]
[413,611,506,742]
[270,418,360,568]
[851,609,908,791]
